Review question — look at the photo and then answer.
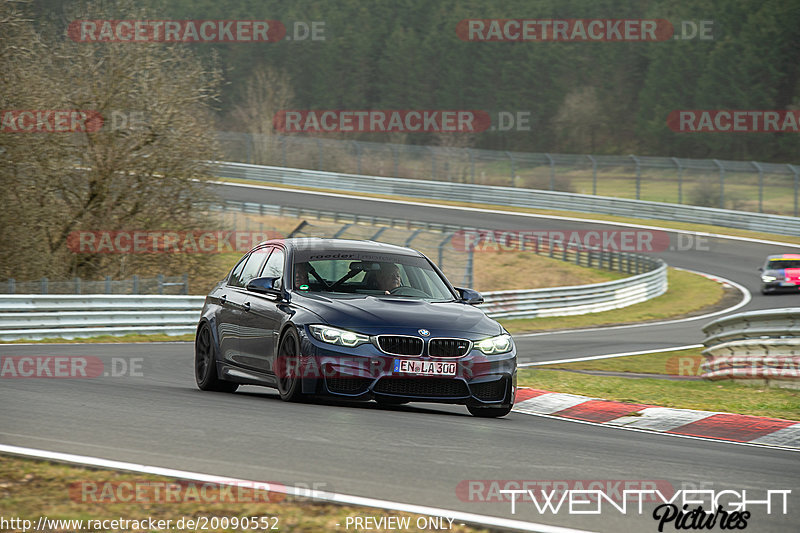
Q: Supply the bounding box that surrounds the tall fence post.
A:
[438,232,454,269]
[752,161,763,213]
[587,155,597,195]
[789,164,799,218]
[104,276,111,294]
[713,159,725,209]
[74,277,81,294]
[391,144,399,177]
[41,277,48,294]
[545,153,555,191]
[630,155,641,200]
[672,157,683,204]
[316,139,323,170]
[281,137,287,167]
[468,148,475,184]
[353,141,362,175]
[157,274,164,295]
[464,246,474,288]
[182,273,189,295]
[507,151,515,186]
[133,275,139,294]
[8,279,15,294]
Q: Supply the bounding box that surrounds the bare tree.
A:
[0,0,223,284]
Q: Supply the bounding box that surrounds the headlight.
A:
[761,275,777,282]
[476,334,513,355]
[309,325,370,347]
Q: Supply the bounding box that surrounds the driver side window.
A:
[229,248,271,288]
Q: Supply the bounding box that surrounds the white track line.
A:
[214,180,800,249]
[0,444,594,533]
[519,344,704,367]
[516,267,751,338]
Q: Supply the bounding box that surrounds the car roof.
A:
[254,237,423,257]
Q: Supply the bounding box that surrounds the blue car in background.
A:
[195,238,517,417]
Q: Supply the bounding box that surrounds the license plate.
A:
[393,359,456,376]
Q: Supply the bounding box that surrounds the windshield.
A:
[291,251,455,301]
[767,259,800,270]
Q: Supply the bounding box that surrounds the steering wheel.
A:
[388,286,428,297]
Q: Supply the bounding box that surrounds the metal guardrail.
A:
[0,295,205,341]
[214,161,800,237]
[0,257,666,340]
[479,259,666,319]
[701,308,800,386]
[2,274,189,295]
[216,132,800,217]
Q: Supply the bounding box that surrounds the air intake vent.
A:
[377,336,423,356]
[429,338,471,357]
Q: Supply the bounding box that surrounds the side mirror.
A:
[455,287,484,305]
[246,276,282,296]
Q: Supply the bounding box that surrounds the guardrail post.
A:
[8,278,14,294]
[157,274,164,295]
[182,273,189,295]
[545,153,554,190]
[790,164,799,218]
[630,155,641,200]
[404,228,423,247]
[671,157,683,204]
[133,275,139,294]
[105,276,111,294]
[507,151,516,186]
[74,277,81,294]
[752,161,763,213]
[587,155,597,195]
[713,159,725,209]
[41,277,48,294]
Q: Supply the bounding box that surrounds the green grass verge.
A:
[517,368,800,420]
[0,455,486,533]
[537,348,704,375]
[518,347,800,420]
[499,268,725,333]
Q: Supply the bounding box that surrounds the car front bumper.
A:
[296,327,517,406]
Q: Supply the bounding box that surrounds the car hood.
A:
[293,294,502,338]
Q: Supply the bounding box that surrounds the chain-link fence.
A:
[216,132,800,217]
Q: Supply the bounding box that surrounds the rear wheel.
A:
[276,328,304,402]
[467,405,512,418]
[195,324,238,393]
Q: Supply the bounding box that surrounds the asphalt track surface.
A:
[2,182,799,532]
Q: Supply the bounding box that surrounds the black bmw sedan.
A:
[194,238,517,417]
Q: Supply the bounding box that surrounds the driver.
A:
[294,262,310,289]
[376,263,402,294]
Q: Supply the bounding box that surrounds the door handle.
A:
[243,301,251,312]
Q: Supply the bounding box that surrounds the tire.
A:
[195,323,238,393]
[467,405,512,418]
[276,327,304,402]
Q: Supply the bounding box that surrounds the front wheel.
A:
[467,405,512,418]
[276,328,304,402]
[195,324,238,393]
